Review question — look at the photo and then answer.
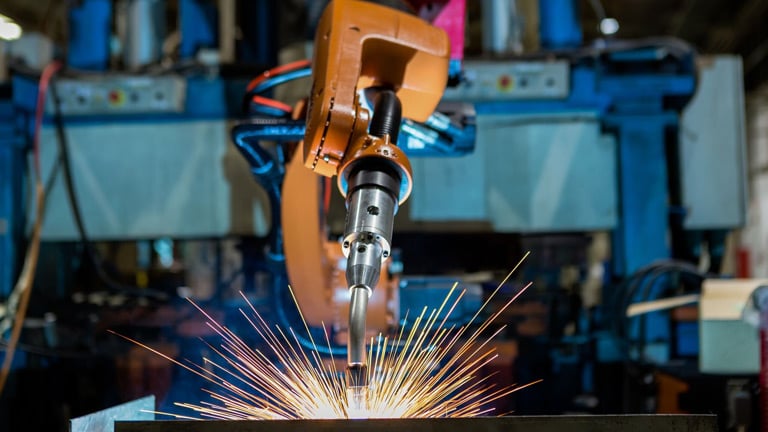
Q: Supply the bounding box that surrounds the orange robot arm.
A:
[300,0,450,407]
[304,0,450,178]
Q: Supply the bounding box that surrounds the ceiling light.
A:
[599,17,619,36]
[0,14,22,41]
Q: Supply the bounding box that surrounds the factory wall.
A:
[743,94,768,277]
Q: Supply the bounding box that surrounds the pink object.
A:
[408,0,465,63]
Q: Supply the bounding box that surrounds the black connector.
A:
[369,89,402,145]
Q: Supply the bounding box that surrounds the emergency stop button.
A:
[498,75,513,91]
[108,89,125,106]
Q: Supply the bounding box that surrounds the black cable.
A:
[369,89,403,144]
[48,79,167,300]
[611,261,706,362]
[0,339,102,359]
[44,153,62,198]
[632,265,704,358]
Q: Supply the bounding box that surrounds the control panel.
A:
[48,75,186,115]
[443,60,570,101]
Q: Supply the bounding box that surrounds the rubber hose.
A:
[369,89,402,145]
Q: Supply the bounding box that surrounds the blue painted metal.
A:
[449,59,463,82]
[179,0,218,60]
[67,0,112,71]
[538,0,582,49]
[607,114,677,275]
[0,98,23,298]
[676,321,699,357]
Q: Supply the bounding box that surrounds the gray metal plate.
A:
[71,395,155,432]
[482,114,617,232]
[36,120,271,239]
[410,113,618,231]
[116,415,716,432]
[679,55,747,229]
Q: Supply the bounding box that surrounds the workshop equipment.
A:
[0,0,751,425]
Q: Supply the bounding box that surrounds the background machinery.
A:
[0,0,754,431]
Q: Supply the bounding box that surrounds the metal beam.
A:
[116,415,718,432]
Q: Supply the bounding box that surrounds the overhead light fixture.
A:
[0,14,22,41]
[599,17,619,36]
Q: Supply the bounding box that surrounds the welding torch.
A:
[342,89,403,401]
[301,0,450,408]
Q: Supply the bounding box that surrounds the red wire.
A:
[33,61,64,181]
[323,176,332,215]
[245,59,311,92]
[250,95,293,113]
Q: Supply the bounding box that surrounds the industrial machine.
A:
[299,0,450,401]
[226,0,747,423]
[0,0,752,430]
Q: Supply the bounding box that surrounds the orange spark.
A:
[110,252,539,419]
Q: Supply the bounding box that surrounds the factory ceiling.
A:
[579,0,768,91]
[2,0,767,91]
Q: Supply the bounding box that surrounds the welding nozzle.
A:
[346,363,368,391]
[346,363,369,415]
[347,284,372,368]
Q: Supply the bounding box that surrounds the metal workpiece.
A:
[116,415,718,432]
[71,396,154,432]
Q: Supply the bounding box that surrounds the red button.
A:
[108,90,123,105]
[498,75,512,90]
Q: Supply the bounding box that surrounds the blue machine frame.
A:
[472,53,696,275]
[0,98,24,302]
[67,0,112,71]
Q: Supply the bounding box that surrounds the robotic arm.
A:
[303,0,450,408]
